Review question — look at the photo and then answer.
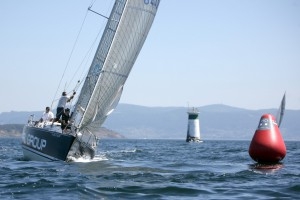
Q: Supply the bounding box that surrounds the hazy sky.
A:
[0,0,299,113]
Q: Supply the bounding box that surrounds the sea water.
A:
[0,138,299,199]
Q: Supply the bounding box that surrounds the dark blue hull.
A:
[22,126,76,161]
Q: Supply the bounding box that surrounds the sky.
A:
[0,0,299,113]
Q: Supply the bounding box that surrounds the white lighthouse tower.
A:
[186,107,201,142]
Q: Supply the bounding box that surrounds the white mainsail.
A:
[276,92,286,128]
[71,0,160,131]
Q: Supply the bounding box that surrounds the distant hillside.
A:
[1,104,299,140]
[103,104,300,140]
[86,127,125,139]
[0,123,124,139]
[0,124,23,138]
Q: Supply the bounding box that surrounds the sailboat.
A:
[22,0,161,162]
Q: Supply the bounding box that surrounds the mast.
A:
[71,0,160,131]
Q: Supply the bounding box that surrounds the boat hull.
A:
[22,125,76,161]
[66,137,96,161]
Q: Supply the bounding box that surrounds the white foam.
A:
[68,154,108,163]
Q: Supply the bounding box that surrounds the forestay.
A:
[71,0,160,131]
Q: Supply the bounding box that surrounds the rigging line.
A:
[73,80,81,92]
[67,1,108,90]
[64,82,68,92]
[88,6,109,19]
[89,0,97,8]
[51,8,90,109]
[66,23,103,90]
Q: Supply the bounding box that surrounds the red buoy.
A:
[249,114,286,163]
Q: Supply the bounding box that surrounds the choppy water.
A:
[0,138,299,199]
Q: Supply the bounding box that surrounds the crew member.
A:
[61,108,71,132]
[39,106,54,123]
[55,91,76,122]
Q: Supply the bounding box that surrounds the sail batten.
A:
[71,0,160,131]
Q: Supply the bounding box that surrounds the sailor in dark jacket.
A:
[61,108,71,132]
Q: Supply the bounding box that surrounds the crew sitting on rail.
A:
[39,106,54,123]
